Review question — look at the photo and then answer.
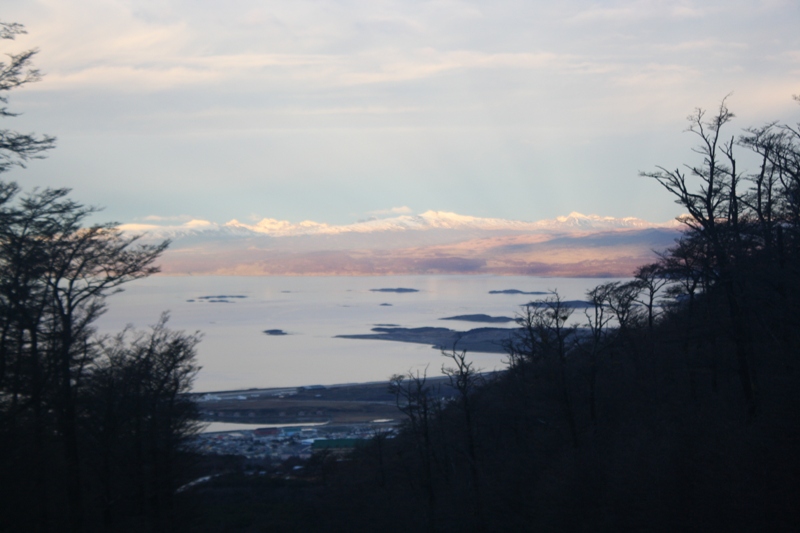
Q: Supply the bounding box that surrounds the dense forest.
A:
[3,20,800,533]
[0,22,200,533]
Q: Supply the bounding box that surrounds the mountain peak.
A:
[565,211,589,219]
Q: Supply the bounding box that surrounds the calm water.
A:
[96,275,619,392]
[201,421,328,433]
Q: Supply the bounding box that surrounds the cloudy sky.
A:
[4,0,799,227]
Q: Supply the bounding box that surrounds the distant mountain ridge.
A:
[122,211,679,240]
[120,211,683,277]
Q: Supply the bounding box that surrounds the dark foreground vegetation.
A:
[2,20,800,533]
[176,100,800,532]
[1,23,200,533]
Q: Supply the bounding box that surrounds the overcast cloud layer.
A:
[3,0,799,226]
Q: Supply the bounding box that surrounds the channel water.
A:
[96,275,620,392]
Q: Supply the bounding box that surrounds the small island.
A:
[187,295,249,303]
[440,314,515,323]
[524,300,593,308]
[263,329,289,336]
[489,289,549,295]
[370,288,419,293]
[336,326,514,353]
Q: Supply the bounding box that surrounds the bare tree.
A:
[0,22,55,174]
[514,291,580,447]
[441,347,485,531]
[604,281,643,335]
[642,98,759,416]
[633,263,669,336]
[583,283,616,424]
[389,369,440,532]
[738,108,800,366]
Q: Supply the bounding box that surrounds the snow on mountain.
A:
[540,212,664,230]
[122,211,678,241]
[120,211,684,277]
[118,220,257,241]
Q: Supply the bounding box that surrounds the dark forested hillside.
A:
[176,100,800,532]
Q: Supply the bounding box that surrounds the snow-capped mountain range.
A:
[120,211,683,277]
[121,211,679,241]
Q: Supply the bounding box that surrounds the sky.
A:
[3,0,799,227]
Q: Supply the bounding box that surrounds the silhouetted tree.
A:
[441,348,485,531]
[0,22,55,174]
[583,282,616,424]
[0,24,200,533]
[389,369,440,532]
[643,96,800,416]
[509,291,579,447]
[0,184,174,532]
[88,315,200,531]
